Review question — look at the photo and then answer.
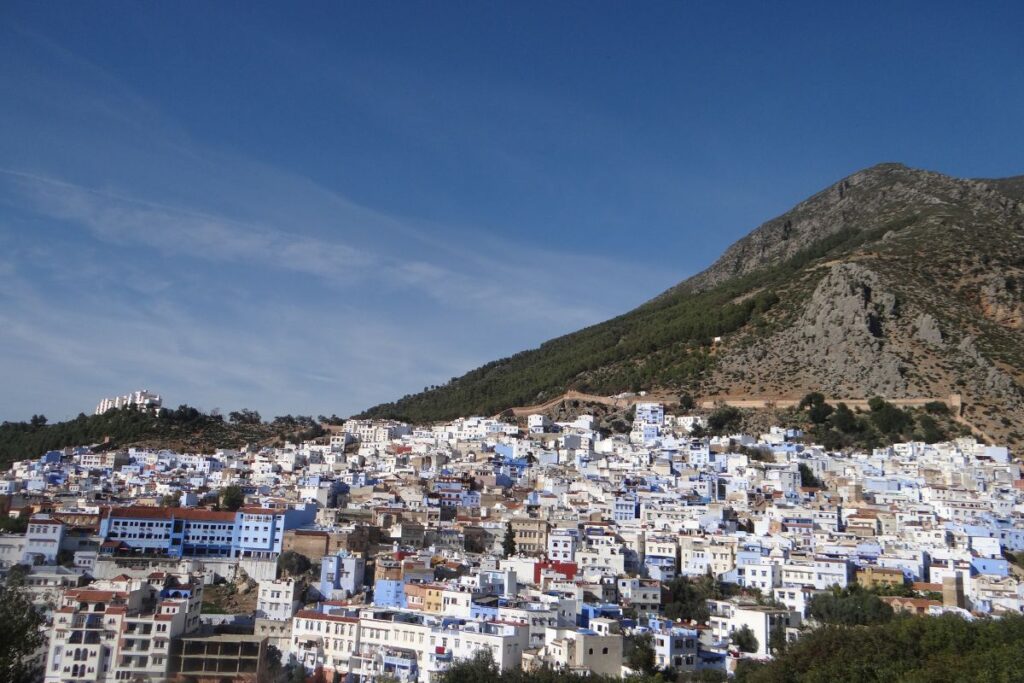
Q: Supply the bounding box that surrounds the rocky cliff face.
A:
[717,262,910,398]
[705,166,1024,444]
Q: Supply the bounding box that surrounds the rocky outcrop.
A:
[978,275,1024,329]
[796,263,907,394]
[715,263,910,398]
[914,313,944,347]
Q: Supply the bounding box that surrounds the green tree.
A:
[870,402,912,435]
[708,406,742,433]
[625,633,657,675]
[768,621,788,656]
[0,516,28,533]
[916,414,946,443]
[808,585,893,626]
[278,550,312,577]
[662,575,737,622]
[502,522,517,557]
[808,401,834,424]
[229,409,262,424]
[287,664,307,683]
[736,613,1024,683]
[829,402,858,432]
[732,625,758,653]
[6,564,30,586]
[0,581,44,683]
[798,463,823,488]
[439,649,497,683]
[261,644,285,683]
[220,485,245,511]
[798,392,826,410]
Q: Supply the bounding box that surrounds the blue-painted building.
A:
[319,550,366,599]
[579,603,621,628]
[98,503,317,559]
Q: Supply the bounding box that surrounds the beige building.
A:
[536,618,623,677]
[511,518,550,555]
[44,573,202,683]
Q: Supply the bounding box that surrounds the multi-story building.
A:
[235,506,317,559]
[547,529,578,562]
[97,504,316,559]
[256,578,302,621]
[511,518,549,555]
[99,507,237,558]
[95,390,162,415]
[706,600,801,658]
[44,573,202,683]
[646,618,700,671]
[536,618,622,677]
[291,609,362,675]
[319,550,366,600]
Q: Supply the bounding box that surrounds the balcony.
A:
[121,640,151,652]
[71,615,104,630]
[67,631,103,645]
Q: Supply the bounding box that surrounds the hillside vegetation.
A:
[360,225,889,423]
[734,613,1024,682]
[0,407,323,466]
[361,164,1024,446]
[437,613,1024,683]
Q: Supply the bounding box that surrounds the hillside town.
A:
[1,400,1022,683]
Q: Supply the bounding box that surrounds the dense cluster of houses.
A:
[1,402,1022,682]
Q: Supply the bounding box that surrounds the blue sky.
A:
[1,2,1023,421]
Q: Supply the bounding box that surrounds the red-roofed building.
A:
[45,573,203,683]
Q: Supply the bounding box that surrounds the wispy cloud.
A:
[0,22,676,422]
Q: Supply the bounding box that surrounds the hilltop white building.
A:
[95,390,162,415]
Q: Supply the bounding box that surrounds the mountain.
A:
[361,163,1024,446]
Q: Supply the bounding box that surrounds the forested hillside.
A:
[0,407,323,466]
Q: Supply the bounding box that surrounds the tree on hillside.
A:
[798,463,823,488]
[799,392,833,423]
[808,585,893,626]
[0,581,44,683]
[502,522,517,558]
[768,621,788,656]
[439,650,497,683]
[732,625,759,653]
[798,392,826,410]
[160,493,180,507]
[734,613,1024,682]
[229,409,262,425]
[916,414,946,443]
[220,485,245,512]
[708,406,742,433]
[625,633,657,674]
[278,550,312,577]
[662,574,735,622]
[829,402,858,432]
[868,399,913,435]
